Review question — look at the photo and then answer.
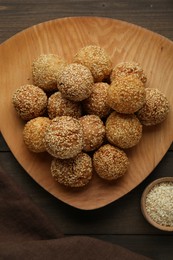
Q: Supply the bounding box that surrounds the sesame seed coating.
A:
[73,45,112,82]
[32,54,67,92]
[51,152,93,188]
[57,63,94,102]
[23,117,51,153]
[79,115,105,152]
[110,61,147,84]
[93,144,129,181]
[107,75,146,114]
[47,91,82,119]
[83,82,112,118]
[137,88,170,126]
[106,111,142,149]
[44,116,83,159]
[12,84,47,121]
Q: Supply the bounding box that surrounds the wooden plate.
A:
[0,17,173,210]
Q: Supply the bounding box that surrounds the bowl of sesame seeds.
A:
[141,177,173,231]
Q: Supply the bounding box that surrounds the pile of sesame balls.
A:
[12,45,170,188]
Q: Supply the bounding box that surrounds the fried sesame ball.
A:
[107,74,146,114]
[32,54,67,92]
[79,115,105,152]
[83,82,111,118]
[12,84,47,121]
[44,116,83,159]
[106,111,142,149]
[137,88,170,126]
[93,144,129,181]
[110,61,147,84]
[51,152,93,188]
[23,117,50,153]
[73,45,112,82]
[57,63,94,102]
[47,92,82,119]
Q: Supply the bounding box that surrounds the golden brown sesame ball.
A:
[57,63,94,102]
[106,111,142,149]
[107,74,146,114]
[47,92,82,119]
[51,152,93,188]
[110,61,147,84]
[83,82,111,118]
[79,115,105,152]
[23,117,50,153]
[12,84,47,121]
[137,88,170,126]
[73,45,112,82]
[44,116,83,159]
[32,54,67,92]
[93,144,129,181]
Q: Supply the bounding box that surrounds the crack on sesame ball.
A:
[110,61,147,84]
[51,152,93,188]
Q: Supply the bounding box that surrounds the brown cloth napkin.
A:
[0,167,151,260]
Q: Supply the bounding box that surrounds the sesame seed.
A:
[145,182,173,227]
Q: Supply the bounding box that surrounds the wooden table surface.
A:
[0,1,173,259]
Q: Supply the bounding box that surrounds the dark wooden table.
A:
[0,1,173,259]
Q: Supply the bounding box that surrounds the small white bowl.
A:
[141,177,173,232]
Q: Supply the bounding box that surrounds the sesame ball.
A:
[107,75,146,114]
[73,45,112,82]
[23,117,50,153]
[110,61,147,84]
[93,144,129,181]
[47,92,82,119]
[44,116,83,159]
[32,54,67,92]
[57,63,94,102]
[12,84,47,121]
[51,152,93,188]
[137,88,170,126]
[79,115,105,152]
[83,82,111,118]
[106,111,142,149]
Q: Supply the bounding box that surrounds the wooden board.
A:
[0,17,173,210]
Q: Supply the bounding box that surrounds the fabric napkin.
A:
[0,167,151,259]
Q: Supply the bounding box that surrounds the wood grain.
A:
[0,17,173,210]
